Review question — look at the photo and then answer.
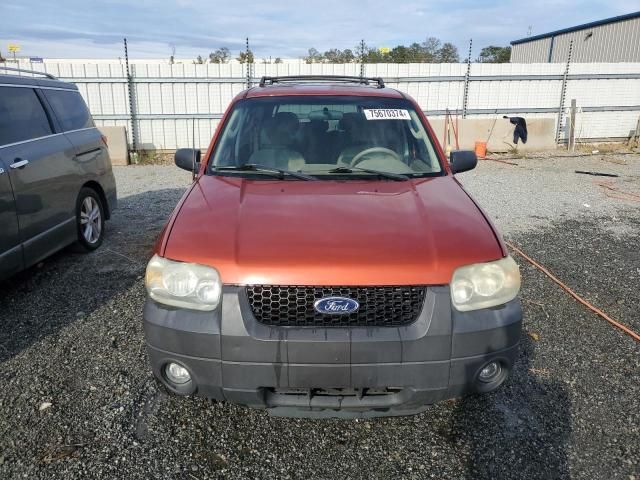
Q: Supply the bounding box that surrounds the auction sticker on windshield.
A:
[363,109,411,120]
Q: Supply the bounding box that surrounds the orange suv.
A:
[144,76,522,418]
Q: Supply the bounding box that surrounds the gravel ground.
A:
[0,153,639,479]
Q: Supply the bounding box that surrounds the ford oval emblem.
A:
[314,296,359,315]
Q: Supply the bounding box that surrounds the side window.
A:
[42,89,95,132]
[0,86,53,146]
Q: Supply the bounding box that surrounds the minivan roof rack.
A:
[0,65,57,80]
[259,75,385,89]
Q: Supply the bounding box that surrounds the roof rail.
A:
[0,65,57,80]
[259,75,385,88]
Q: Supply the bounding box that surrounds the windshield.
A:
[208,96,443,179]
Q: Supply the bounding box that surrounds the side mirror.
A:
[450,150,477,174]
[175,148,201,172]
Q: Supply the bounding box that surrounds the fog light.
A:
[165,362,191,385]
[478,361,501,383]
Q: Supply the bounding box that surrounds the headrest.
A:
[262,112,299,145]
[274,112,299,131]
[339,112,362,131]
[308,119,328,133]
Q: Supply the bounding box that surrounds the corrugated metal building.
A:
[511,11,640,63]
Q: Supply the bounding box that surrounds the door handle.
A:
[10,159,29,169]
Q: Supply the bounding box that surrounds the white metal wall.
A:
[12,60,640,149]
[511,15,640,63]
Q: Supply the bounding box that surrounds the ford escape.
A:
[144,76,522,418]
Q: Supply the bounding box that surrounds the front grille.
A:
[246,285,426,327]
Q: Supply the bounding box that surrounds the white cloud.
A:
[0,0,633,59]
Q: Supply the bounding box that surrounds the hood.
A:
[162,175,503,286]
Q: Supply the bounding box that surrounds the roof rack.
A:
[259,75,385,89]
[0,65,57,80]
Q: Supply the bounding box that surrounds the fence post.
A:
[123,38,138,154]
[462,38,472,119]
[568,99,577,151]
[359,39,366,80]
[245,37,252,89]
[555,40,573,144]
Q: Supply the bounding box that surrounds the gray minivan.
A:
[0,67,117,280]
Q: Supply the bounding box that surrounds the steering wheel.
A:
[350,147,401,167]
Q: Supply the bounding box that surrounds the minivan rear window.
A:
[43,89,95,132]
[0,87,53,147]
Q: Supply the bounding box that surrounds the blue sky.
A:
[0,0,635,59]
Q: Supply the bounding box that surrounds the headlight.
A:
[145,255,222,311]
[451,256,520,311]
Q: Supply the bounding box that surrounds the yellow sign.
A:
[8,44,20,53]
[378,47,390,54]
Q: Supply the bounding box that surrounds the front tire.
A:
[75,187,105,251]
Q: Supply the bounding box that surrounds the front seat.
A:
[336,113,373,166]
[298,119,330,164]
[248,112,305,171]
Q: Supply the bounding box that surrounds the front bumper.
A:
[144,285,522,418]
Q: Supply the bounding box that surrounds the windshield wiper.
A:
[326,166,409,181]
[213,164,316,181]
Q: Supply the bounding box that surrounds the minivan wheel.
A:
[75,187,105,251]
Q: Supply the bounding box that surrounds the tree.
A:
[389,45,411,63]
[274,57,283,64]
[477,46,511,63]
[195,55,204,64]
[355,41,368,62]
[355,42,387,63]
[363,48,387,63]
[304,38,462,64]
[341,49,355,63]
[437,43,460,63]
[237,49,254,64]
[304,48,323,63]
[209,47,230,63]
[323,48,343,63]
[422,37,441,61]
[408,42,428,62]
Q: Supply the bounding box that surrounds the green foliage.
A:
[341,49,355,63]
[305,47,357,64]
[237,50,255,64]
[422,37,441,60]
[477,46,511,63]
[209,47,230,64]
[437,43,460,63]
[304,37,462,64]
[274,57,283,64]
[361,46,387,63]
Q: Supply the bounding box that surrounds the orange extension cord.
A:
[594,179,640,203]
[506,241,640,343]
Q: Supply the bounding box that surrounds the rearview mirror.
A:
[450,150,477,174]
[175,148,201,172]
